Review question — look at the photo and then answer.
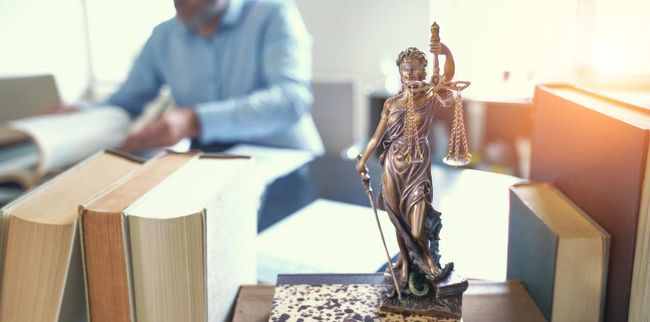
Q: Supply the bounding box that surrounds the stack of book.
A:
[0,149,262,322]
[508,83,650,322]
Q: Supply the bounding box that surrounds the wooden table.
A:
[232,280,546,322]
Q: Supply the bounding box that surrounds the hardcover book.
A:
[531,84,650,322]
[508,182,609,322]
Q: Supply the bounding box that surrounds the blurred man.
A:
[67,0,324,153]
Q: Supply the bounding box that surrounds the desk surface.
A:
[232,280,546,322]
[259,156,523,281]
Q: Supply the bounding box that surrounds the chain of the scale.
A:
[445,91,470,162]
[398,87,424,164]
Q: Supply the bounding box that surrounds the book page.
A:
[0,143,39,173]
[9,107,131,175]
[0,143,39,187]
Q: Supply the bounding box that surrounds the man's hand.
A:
[45,104,80,115]
[121,108,200,152]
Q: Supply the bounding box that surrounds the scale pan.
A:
[442,154,471,167]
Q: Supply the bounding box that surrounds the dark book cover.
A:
[530,84,650,322]
[507,190,558,321]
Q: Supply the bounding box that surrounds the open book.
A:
[0,107,131,188]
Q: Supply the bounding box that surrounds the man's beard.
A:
[180,0,228,30]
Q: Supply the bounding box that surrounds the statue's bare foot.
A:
[398,265,409,289]
[425,262,454,283]
[422,253,440,277]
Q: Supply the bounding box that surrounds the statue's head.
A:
[396,47,428,86]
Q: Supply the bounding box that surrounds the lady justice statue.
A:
[356,22,470,318]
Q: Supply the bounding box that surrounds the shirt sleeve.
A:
[106,30,163,118]
[195,2,314,144]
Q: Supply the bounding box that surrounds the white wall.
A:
[295,0,432,89]
[441,0,580,87]
[1,0,647,101]
[85,0,174,84]
[0,0,90,101]
[589,0,650,75]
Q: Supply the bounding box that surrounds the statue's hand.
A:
[356,159,372,190]
[404,80,431,93]
[430,42,442,55]
[356,154,370,176]
[356,160,367,175]
[430,43,450,56]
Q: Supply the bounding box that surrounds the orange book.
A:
[80,152,199,322]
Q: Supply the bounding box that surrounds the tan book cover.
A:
[124,154,263,322]
[0,150,142,321]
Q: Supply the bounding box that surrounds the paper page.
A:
[224,144,315,185]
[0,128,30,147]
[0,143,39,172]
[9,107,130,174]
[0,143,39,187]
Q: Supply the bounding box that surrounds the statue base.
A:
[379,269,468,319]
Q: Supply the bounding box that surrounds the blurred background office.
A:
[2,3,650,320]
[2,0,648,177]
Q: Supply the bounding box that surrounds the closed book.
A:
[530,83,650,322]
[0,150,142,321]
[79,152,199,322]
[508,182,609,322]
[124,155,262,322]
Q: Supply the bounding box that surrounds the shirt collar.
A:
[174,0,244,37]
[220,0,244,28]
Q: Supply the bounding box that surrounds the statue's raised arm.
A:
[430,22,455,89]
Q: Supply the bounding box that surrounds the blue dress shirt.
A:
[107,0,324,154]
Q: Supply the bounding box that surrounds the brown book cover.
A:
[80,151,199,322]
[530,84,650,322]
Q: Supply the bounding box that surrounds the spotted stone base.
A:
[270,283,462,321]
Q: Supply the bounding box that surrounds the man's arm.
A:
[194,2,313,145]
[106,30,163,118]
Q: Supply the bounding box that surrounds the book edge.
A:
[628,131,650,322]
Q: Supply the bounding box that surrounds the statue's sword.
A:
[357,156,402,300]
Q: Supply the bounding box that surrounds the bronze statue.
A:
[356,22,470,318]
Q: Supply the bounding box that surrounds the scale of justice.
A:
[356,22,472,319]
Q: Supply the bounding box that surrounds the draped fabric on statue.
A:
[377,90,451,277]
